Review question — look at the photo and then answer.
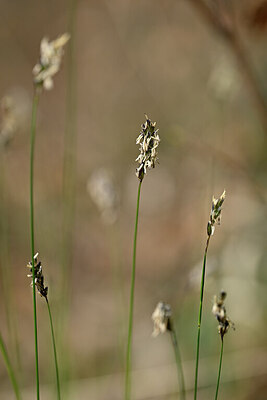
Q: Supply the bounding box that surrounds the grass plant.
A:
[194,191,226,400]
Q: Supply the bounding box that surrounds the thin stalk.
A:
[194,235,210,400]
[0,153,22,373]
[169,321,186,400]
[214,339,224,400]
[125,180,142,400]
[46,298,61,400]
[0,332,21,400]
[30,89,40,400]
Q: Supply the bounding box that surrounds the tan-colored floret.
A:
[212,291,234,340]
[151,302,171,337]
[33,33,70,90]
[207,190,226,236]
[135,115,160,181]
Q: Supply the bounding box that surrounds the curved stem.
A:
[46,299,61,400]
[30,89,40,400]
[125,180,142,400]
[214,339,224,400]
[169,323,186,400]
[194,235,210,400]
[0,332,21,400]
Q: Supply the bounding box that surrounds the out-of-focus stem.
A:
[0,332,21,400]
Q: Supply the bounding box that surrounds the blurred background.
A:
[0,0,267,399]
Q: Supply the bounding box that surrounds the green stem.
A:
[194,235,210,400]
[0,152,22,374]
[30,89,40,400]
[125,180,142,400]
[46,299,61,400]
[0,332,21,400]
[169,322,186,400]
[214,339,224,400]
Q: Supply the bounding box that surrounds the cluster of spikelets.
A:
[207,190,226,236]
[27,253,48,299]
[33,33,70,90]
[212,291,235,340]
[135,115,160,181]
[151,302,172,337]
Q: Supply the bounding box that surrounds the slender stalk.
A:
[125,180,142,400]
[46,299,61,400]
[0,153,22,374]
[0,332,21,400]
[30,89,40,400]
[214,339,224,400]
[169,321,186,400]
[194,235,210,400]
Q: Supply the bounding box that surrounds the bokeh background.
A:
[0,0,267,399]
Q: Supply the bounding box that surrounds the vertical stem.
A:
[194,235,210,400]
[125,180,142,400]
[0,332,21,400]
[214,339,224,400]
[0,152,22,374]
[46,299,61,400]
[30,89,40,400]
[169,322,186,400]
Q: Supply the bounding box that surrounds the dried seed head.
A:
[87,169,119,225]
[33,33,70,90]
[27,253,48,299]
[207,190,226,236]
[152,302,172,337]
[212,291,234,340]
[135,115,160,181]
[0,96,17,148]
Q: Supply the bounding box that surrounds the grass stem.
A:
[0,332,21,400]
[194,235,210,400]
[46,299,61,400]
[125,180,142,400]
[214,339,224,400]
[30,89,40,400]
[169,322,186,400]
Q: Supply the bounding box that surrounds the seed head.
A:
[0,96,17,148]
[33,33,70,90]
[87,169,119,225]
[152,302,172,337]
[207,190,226,236]
[27,253,48,299]
[135,115,160,181]
[212,291,234,340]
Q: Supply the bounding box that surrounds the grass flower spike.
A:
[135,115,160,181]
[152,302,172,337]
[87,169,119,225]
[0,97,17,148]
[27,253,48,299]
[207,190,226,237]
[212,291,234,400]
[33,33,70,90]
[212,291,234,341]
[152,302,186,400]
